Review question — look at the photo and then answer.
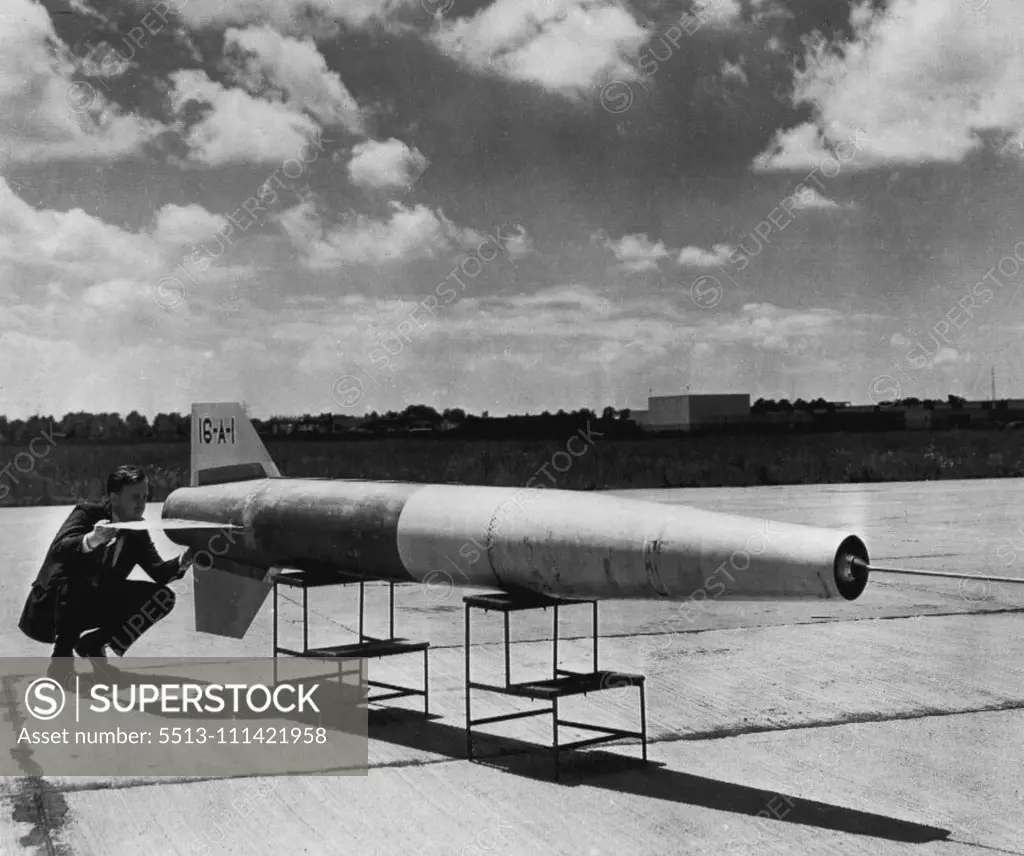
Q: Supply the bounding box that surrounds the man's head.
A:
[106,465,148,521]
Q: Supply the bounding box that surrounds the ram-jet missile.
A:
[159,401,872,634]
[159,403,872,637]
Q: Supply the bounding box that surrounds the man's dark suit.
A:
[18,501,181,655]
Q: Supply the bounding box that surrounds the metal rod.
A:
[853,558,1024,585]
[640,685,648,762]
[504,612,511,688]
[553,697,560,782]
[465,602,472,760]
[552,604,559,681]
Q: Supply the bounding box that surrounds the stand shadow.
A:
[363,706,951,846]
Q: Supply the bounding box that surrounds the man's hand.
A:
[85,520,118,551]
[169,548,195,581]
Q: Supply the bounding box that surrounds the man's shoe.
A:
[73,631,108,660]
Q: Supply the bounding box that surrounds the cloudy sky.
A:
[2,0,1024,419]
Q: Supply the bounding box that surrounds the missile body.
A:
[162,479,869,602]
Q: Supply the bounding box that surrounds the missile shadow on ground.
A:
[359,707,951,846]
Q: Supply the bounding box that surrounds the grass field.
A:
[1,429,1021,506]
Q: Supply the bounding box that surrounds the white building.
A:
[632,394,751,432]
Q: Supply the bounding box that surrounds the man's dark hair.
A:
[107,465,147,495]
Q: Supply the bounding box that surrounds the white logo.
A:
[25,677,66,720]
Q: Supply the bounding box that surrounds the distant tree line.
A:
[0,405,638,443]
[751,395,971,413]
[0,411,190,443]
[3,395,1016,445]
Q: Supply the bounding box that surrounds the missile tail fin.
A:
[192,555,274,638]
[190,401,280,487]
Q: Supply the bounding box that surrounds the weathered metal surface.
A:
[162,478,426,580]
[395,485,869,601]
[165,480,869,602]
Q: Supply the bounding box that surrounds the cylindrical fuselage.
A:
[162,479,870,601]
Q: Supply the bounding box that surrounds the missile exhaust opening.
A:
[834,535,869,600]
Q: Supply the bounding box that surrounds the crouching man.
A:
[18,465,193,678]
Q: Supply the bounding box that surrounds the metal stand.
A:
[272,570,429,714]
[464,591,647,781]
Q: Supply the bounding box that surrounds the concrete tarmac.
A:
[2,479,1023,855]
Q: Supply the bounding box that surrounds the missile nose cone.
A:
[834,537,870,601]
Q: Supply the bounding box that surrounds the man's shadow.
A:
[71,662,950,846]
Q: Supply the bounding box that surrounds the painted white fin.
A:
[185,402,278,637]
[190,401,281,487]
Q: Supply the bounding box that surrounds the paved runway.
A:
[2,479,1023,855]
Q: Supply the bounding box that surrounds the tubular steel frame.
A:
[463,591,647,781]
[272,570,429,715]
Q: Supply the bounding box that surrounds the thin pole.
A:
[853,558,1024,586]
[465,602,472,760]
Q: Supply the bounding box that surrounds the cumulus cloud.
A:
[379,287,866,396]
[168,69,324,165]
[710,302,844,355]
[500,225,533,260]
[752,122,871,173]
[1,193,178,385]
[431,0,649,98]
[152,204,230,247]
[600,232,671,273]
[176,0,410,34]
[78,43,134,80]
[67,0,109,23]
[720,58,747,86]
[0,176,292,417]
[223,26,366,135]
[932,346,963,366]
[276,199,496,268]
[693,0,743,28]
[346,138,428,190]
[439,283,686,364]
[790,187,836,209]
[0,0,164,164]
[0,177,242,294]
[754,0,1024,170]
[599,233,741,273]
[0,177,162,283]
[677,244,733,268]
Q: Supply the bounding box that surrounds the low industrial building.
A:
[628,394,1024,434]
[632,394,751,432]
